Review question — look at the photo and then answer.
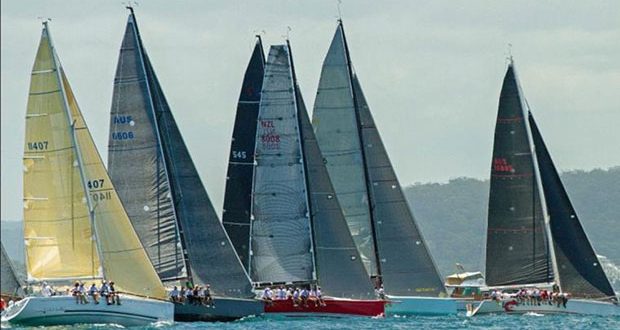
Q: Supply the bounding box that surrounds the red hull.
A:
[264,297,385,317]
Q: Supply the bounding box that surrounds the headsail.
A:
[529,112,615,299]
[223,37,265,271]
[25,23,167,299]
[249,45,314,284]
[485,64,553,286]
[109,10,253,297]
[1,242,22,297]
[312,22,378,276]
[353,75,445,296]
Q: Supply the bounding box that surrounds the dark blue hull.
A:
[173,297,263,322]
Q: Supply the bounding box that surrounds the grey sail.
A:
[311,23,378,276]
[529,112,616,299]
[109,10,253,297]
[223,38,265,271]
[250,45,314,284]
[353,75,445,296]
[1,242,22,297]
[108,12,186,281]
[143,54,254,297]
[297,88,375,298]
[485,64,553,286]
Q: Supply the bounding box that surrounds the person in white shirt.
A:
[89,283,100,304]
[262,287,273,305]
[41,282,53,297]
[170,286,179,303]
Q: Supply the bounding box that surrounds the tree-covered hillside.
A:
[406,166,620,280]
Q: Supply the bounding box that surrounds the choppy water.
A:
[2,313,620,330]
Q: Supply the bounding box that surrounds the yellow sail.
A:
[23,24,101,281]
[61,70,167,299]
[23,23,167,300]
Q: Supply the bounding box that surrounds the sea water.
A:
[2,313,619,330]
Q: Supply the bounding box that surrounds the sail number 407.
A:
[27,141,48,150]
[87,179,104,189]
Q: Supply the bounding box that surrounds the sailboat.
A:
[470,60,619,316]
[1,242,23,301]
[1,21,174,326]
[245,41,384,317]
[311,20,457,315]
[223,36,266,271]
[106,8,262,321]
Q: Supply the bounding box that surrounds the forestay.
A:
[250,45,314,284]
[223,38,265,271]
[529,113,615,299]
[312,24,378,276]
[354,75,445,296]
[109,11,253,297]
[485,65,553,286]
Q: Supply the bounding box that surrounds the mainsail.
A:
[108,10,253,297]
[311,23,377,276]
[249,45,314,284]
[223,37,265,271]
[313,21,444,296]
[24,22,166,299]
[1,242,21,297]
[529,112,615,299]
[485,64,553,286]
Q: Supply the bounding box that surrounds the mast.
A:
[287,39,318,283]
[46,21,105,280]
[126,6,190,282]
[339,19,382,280]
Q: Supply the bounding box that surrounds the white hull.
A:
[1,295,174,326]
[469,298,620,317]
[386,296,458,315]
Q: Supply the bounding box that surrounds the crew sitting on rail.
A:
[109,281,121,305]
[275,286,286,300]
[170,286,180,303]
[292,288,301,307]
[89,283,100,304]
[203,284,213,306]
[185,285,193,303]
[316,286,326,306]
[71,282,86,304]
[179,286,186,303]
[261,286,273,305]
[41,281,54,297]
[300,287,310,307]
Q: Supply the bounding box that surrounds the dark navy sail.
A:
[109,10,253,297]
[1,242,22,297]
[108,12,186,281]
[223,38,265,271]
[485,65,553,286]
[297,80,375,299]
[529,112,615,299]
[353,75,445,296]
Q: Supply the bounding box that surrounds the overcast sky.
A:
[2,0,619,221]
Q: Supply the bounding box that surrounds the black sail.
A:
[108,13,185,281]
[1,242,22,297]
[223,38,265,271]
[485,65,553,286]
[297,88,375,299]
[109,10,253,297]
[529,113,615,299]
[354,75,445,296]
